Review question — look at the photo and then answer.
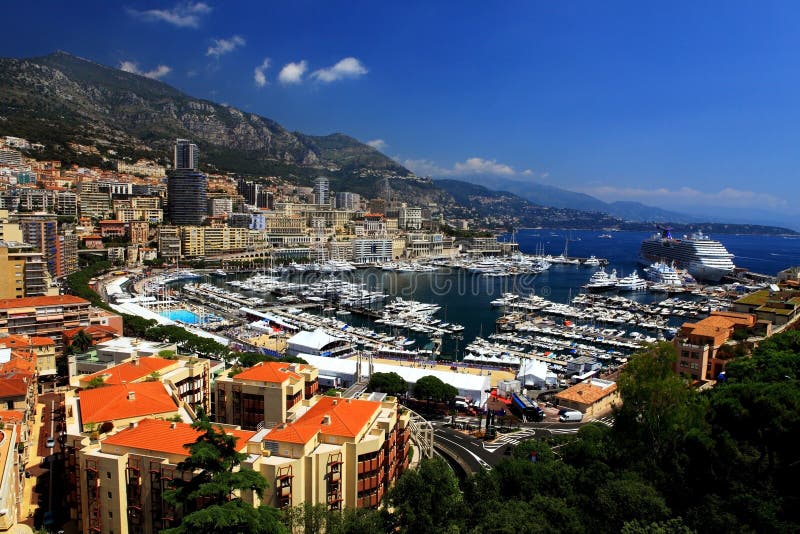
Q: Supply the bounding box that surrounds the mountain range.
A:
[0,51,794,234]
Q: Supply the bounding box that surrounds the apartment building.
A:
[67,418,253,533]
[74,354,212,414]
[0,242,54,298]
[0,295,93,352]
[157,226,182,260]
[0,334,57,376]
[128,221,150,245]
[672,311,758,382]
[242,392,411,511]
[215,361,319,430]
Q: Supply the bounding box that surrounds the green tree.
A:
[367,372,407,397]
[162,414,287,534]
[383,457,465,534]
[71,329,93,352]
[412,375,458,403]
[85,376,106,389]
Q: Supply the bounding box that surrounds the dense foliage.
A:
[162,333,800,534]
[367,372,408,397]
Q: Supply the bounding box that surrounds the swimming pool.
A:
[160,309,200,324]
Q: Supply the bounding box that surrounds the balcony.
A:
[357,455,383,475]
[357,475,380,493]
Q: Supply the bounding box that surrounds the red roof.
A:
[0,376,30,398]
[0,295,88,310]
[233,361,304,384]
[0,410,25,423]
[265,396,379,445]
[79,382,178,424]
[0,335,55,348]
[63,325,118,340]
[102,418,255,457]
[83,357,176,385]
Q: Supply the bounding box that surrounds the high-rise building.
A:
[335,191,361,211]
[313,176,330,206]
[168,140,207,225]
[167,171,207,226]
[173,138,199,171]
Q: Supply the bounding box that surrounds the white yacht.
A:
[615,271,647,291]
[583,268,618,292]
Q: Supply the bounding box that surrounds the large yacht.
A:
[638,229,735,282]
[583,268,618,292]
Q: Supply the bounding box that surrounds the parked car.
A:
[46,436,55,448]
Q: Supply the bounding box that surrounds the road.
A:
[432,419,586,473]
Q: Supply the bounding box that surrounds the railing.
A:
[406,409,434,459]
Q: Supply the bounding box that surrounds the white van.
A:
[558,410,583,422]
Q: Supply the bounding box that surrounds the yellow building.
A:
[0,422,22,532]
[67,418,254,533]
[215,361,319,430]
[0,334,57,376]
[242,392,411,511]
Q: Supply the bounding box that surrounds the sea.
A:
[203,230,800,360]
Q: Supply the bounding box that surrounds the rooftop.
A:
[102,418,254,457]
[78,382,178,425]
[264,396,380,445]
[0,294,88,309]
[287,329,347,351]
[83,356,176,385]
[233,361,305,384]
[555,379,618,406]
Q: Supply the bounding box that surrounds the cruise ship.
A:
[638,229,735,282]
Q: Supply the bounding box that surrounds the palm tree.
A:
[71,329,92,353]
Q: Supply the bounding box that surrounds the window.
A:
[107,472,111,479]
[107,491,112,499]
[108,511,113,518]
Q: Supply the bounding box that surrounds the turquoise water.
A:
[160,309,200,324]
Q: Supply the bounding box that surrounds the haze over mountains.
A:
[0,51,795,232]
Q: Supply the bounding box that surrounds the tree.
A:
[85,376,106,389]
[367,372,407,397]
[71,329,93,353]
[383,457,465,534]
[162,413,287,534]
[412,375,458,403]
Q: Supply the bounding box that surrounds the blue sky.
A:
[3,1,800,223]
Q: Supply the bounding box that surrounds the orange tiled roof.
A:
[265,396,379,445]
[83,357,176,386]
[233,361,304,384]
[555,381,618,406]
[0,376,31,398]
[0,352,36,374]
[0,295,88,310]
[79,382,178,424]
[0,335,55,349]
[0,410,25,423]
[63,325,118,339]
[102,418,255,457]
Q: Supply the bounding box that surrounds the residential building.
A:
[732,288,800,327]
[66,418,253,534]
[78,190,112,219]
[0,334,57,376]
[335,192,361,211]
[56,233,78,277]
[554,378,620,417]
[98,220,126,238]
[207,197,233,217]
[215,361,319,430]
[0,422,22,532]
[167,169,207,225]
[0,295,94,352]
[174,138,199,171]
[313,176,330,206]
[398,206,422,230]
[129,220,149,245]
[115,160,166,177]
[673,311,759,382]
[157,226,182,259]
[19,217,58,276]
[353,238,393,264]
[242,393,411,510]
[0,242,53,298]
[56,190,78,216]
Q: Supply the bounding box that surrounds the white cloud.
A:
[206,35,245,57]
[397,155,545,179]
[126,1,211,28]
[579,185,789,209]
[453,157,516,176]
[366,139,387,151]
[253,58,270,87]
[278,61,308,85]
[119,61,172,80]
[311,57,367,83]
